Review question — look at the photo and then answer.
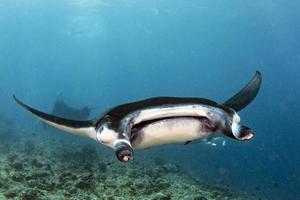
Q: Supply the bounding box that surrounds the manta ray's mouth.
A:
[231,123,254,140]
[115,142,134,162]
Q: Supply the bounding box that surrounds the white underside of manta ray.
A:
[14,71,262,162]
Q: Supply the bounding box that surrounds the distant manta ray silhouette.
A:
[41,94,91,130]
[14,71,262,162]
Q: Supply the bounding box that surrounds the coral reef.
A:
[0,123,263,200]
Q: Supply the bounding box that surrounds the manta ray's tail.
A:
[13,95,97,140]
[223,71,262,112]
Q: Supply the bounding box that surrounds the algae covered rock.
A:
[152,192,171,200]
[4,190,17,198]
[11,162,23,171]
[31,159,44,168]
[193,196,207,200]
[75,174,95,192]
[21,189,42,200]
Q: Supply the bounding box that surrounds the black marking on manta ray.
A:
[96,97,235,131]
[13,95,94,128]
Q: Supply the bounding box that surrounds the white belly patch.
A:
[132,117,213,149]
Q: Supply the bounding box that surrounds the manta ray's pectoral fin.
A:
[223,71,262,112]
[13,95,97,140]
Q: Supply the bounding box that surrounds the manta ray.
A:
[14,71,262,162]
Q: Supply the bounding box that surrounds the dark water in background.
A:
[0,0,299,199]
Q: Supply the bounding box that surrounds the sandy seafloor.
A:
[0,119,264,200]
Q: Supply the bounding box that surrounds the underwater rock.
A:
[11,174,24,182]
[211,191,220,198]
[75,180,91,190]
[69,187,78,194]
[21,189,41,200]
[0,179,8,189]
[193,196,207,200]
[152,192,171,200]
[11,162,23,171]
[126,168,137,178]
[140,176,171,196]
[106,196,115,200]
[4,191,17,198]
[32,172,50,179]
[44,163,52,171]
[7,154,18,163]
[83,163,93,171]
[31,159,44,168]
[152,178,170,191]
[59,172,77,182]
[34,180,56,192]
[75,174,95,190]
[120,179,133,189]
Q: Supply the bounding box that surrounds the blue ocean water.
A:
[0,0,299,199]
